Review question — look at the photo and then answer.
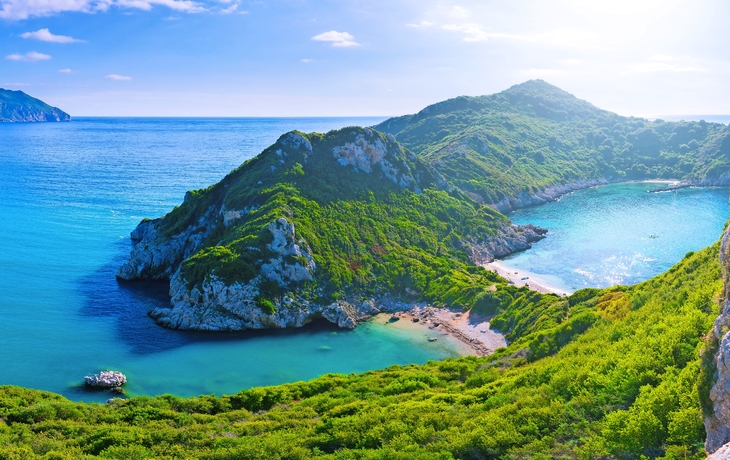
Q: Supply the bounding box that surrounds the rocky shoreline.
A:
[119,211,547,333]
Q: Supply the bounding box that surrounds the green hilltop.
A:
[376,80,730,210]
[117,127,546,330]
[0,89,71,122]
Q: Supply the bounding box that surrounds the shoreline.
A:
[482,260,571,296]
[376,306,507,357]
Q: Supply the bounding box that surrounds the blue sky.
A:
[1,0,729,117]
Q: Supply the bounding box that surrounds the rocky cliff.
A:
[119,127,546,332]
[0,88,70,122]
[705,224,730,455]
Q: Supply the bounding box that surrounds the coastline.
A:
[377,306,507,357]
[482,260,571,296]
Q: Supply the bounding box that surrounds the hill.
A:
[375,80,730,211]
[117,127,545,331]
[1,229,723,458]
[0,89,70,122]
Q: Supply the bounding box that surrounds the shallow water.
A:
[0,117,467,402]
[504,182,730,293]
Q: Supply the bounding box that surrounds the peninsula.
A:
[118,80,730,334]
[0,88,70,122]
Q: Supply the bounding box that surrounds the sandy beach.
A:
[482,260,570,296]
[381,306,507,356]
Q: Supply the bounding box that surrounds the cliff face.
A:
[118,127,546,332]
[0,89,70,122]
[705,225,730,455]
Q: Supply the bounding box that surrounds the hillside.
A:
[117,127,545,331]
[0,89,70,122]
[375,80,730,211]
[1,233,722,458]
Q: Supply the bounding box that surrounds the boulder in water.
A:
[84,370,127,389]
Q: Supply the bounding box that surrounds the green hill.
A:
[117,127,546,331]
[0,235,721,458]
[375,80,729,210]
[0,89,70,122]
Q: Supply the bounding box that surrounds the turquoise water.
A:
[0,117,467,402]
[506,183,730,293]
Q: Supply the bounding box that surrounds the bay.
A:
[504,182,730,293]
[0,117,466,402]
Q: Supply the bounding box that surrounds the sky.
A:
[1,0,729,117]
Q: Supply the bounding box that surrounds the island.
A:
[0,88,71,122]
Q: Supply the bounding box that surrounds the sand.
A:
[482,260,571,296]
[383,306,507,356]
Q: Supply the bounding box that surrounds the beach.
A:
[378,306,508,356]
[482,260,571,296]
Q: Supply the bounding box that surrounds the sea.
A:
[504,182,730,293]
[0,117,469,403]
[2,116,729,402]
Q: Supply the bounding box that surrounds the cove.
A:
[0,117,466,403]
[502,182,730,293]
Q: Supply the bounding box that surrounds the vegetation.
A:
[375,80,730,205]
[0,242,721,458]
[167,126,520,311]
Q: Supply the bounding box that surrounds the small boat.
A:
[520,276,529,280]
[649,234,658,239]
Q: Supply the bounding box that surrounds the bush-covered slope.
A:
[0,88,70,122]
[1,241,721,458]
[118,127,545,330]
[375,80,730,209]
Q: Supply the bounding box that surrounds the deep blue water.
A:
[0,117,469,402]
[505,182,730,293]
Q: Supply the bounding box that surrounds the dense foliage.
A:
[166,127,521,310]
[0,243,721,458]
[375,80,730,205]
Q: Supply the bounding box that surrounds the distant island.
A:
[0,88,70,122]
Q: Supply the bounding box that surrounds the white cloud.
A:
[105,74,132,81]
[0,0,205,20]
[624,55,706,74]
[440,23,489,42]
[58,68,74,73]
[301,59,313,63]
[407,21,433,28]
[312,31,360,48]
[220,3,236,13]
[21,28,85,44]
[6,51,52,62]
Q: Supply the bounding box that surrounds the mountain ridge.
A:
[0,88,70,122]
[375,79,730,211]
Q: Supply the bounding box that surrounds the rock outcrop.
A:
[84,371,127,389]
[0,89,70,122]
[488,179,609,214]
[465,223,547,264]
[116,205,217,281]
[705,225,730,454]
